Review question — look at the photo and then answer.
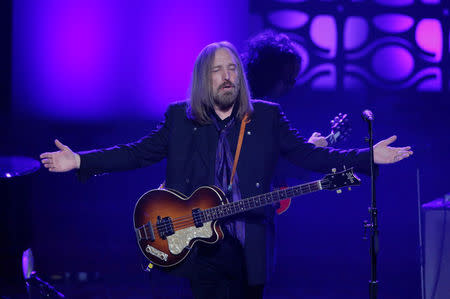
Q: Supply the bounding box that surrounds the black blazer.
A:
[78,100,371,284]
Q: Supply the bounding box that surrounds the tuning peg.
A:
[343,165,346,170]
[332,168,336,173]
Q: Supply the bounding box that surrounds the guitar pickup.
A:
[192,208,204,228]
[156,216,174,240]
[136,221,155,242]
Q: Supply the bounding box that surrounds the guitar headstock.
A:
[327,113,351,145]
[321,168,361,191]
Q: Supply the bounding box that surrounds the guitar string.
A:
[143,181,332,235]
[166,182,321,231]
[146,192,332,234]
[141,181,332,235]
[149,184,325,232]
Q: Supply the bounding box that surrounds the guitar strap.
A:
[159,113,250,192]
[229,113,250,190]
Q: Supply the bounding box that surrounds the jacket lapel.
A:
[191,124,217,183]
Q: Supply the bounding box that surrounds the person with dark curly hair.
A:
[242,30,301,99]
[242,30,327,147]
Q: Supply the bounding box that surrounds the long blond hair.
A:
[187,41,253,125]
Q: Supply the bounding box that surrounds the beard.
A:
[213,80,240,111]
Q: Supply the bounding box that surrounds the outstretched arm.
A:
[277,105,412,174]
[373,135,412,164]
[40,139,80,172]
[39,104,176,179]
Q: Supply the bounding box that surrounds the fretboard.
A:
[202,180,322,221]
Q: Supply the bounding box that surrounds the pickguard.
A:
[167,221,213,255]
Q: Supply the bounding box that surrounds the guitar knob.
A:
[145,262,154,272]
[336,189,342,194]
[332,168,336,173]
[348,187,352,191]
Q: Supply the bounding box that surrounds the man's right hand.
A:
[40,139,80,172]
[308,132,328,147]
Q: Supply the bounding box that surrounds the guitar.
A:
[326,113,350,145]
[276,113,351,215]
[134,168,360,268]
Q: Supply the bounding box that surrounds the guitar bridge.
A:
[156,216,174,240]
[135,221,155,242]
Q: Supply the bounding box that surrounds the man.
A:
[40,41,412,299]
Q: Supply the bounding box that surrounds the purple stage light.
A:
[310,15,337,58]
[344,16,369,51]
[373,14,414,34]
[416,67,441,91]
[293,42,310,76]
[310,64,336,89]
[415,19,443,63]
[372,46,414,81]
[13,0,117,120]
[268,10,309,29]
[12,0,249,120]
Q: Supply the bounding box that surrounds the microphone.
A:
[362,109,374,122]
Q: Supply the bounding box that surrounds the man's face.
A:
[210,48,240,110]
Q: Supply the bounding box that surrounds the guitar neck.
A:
[325,113,349,145]
[202,180,322,221]
[325,131,340,145]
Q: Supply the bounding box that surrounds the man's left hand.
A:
[374,135,413,164]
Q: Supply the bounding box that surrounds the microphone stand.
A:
[362,111,378,299]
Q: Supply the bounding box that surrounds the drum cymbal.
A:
[0,156,41,178]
